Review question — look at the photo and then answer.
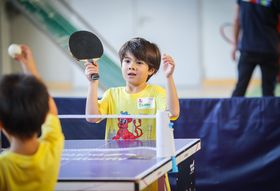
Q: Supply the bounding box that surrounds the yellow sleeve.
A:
[0,165,3,191]
[98,88,112,114]
[40,114,64,144]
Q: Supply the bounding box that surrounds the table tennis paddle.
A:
[69,30,104,80]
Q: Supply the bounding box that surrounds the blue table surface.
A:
[59,139,200,181]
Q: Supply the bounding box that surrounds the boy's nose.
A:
[128,63,136,70]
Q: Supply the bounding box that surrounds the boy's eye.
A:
[123,59,130,64]
[136,61,144,65]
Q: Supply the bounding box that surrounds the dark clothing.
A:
[237,0,280,54]
[232,51,279,96]
[232,0,280,96]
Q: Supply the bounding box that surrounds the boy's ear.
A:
[148,68,155,75]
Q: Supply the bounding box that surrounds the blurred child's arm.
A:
[15,45,57,115]
[162,54,180,119]
[84,62,101,122]
[15,45,40,78]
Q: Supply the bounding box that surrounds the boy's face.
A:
[121,52,155,86]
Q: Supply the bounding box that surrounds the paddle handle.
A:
[91,73,99,80]
[90,59,99,80]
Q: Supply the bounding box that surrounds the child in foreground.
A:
[0,45,64,191]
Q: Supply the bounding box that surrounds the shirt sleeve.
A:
[98,88,112,114]
[0,166,3,191]
[39,114,64,144]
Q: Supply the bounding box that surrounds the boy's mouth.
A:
[127,72,136,76]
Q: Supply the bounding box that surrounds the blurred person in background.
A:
[231,0,280,96]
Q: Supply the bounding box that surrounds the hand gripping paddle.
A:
[69,30,104,80]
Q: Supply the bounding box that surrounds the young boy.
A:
[85,37,180,190]
[0,45,64,191]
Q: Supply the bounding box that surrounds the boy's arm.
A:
[162,54,180,119]
[84,62,101,122]
[15,45,57,115]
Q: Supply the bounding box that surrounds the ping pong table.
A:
[56,138,201,191]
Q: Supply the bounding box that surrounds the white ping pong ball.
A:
[8,44,22,58]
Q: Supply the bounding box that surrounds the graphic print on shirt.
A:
[112,111,143,140]
[242,0,272,7]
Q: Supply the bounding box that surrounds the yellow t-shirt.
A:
[0,114,65,191]
[98,84,173,191]
[98,84,166,140]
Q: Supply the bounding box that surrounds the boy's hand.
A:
[84,61,99,81]
[14,45,39,77]
[162,54,175,78]
[231,46,238,62]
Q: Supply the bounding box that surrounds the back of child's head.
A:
[118,37,161,81]
[0,74,49,140]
